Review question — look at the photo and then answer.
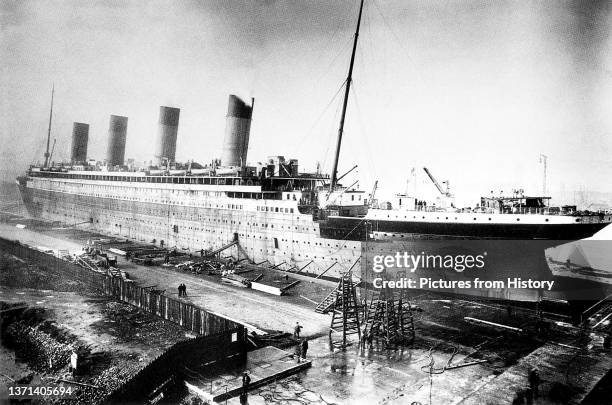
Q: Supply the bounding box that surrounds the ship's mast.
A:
[43,85,55,168]
[330,0,365,190]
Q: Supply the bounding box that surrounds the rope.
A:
[291,78,348,157]
[327,215,369,255]
[419,344,459,375]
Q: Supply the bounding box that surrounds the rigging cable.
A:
[349,82,378,187]
[320,89,346,173]
[291,78,347,157]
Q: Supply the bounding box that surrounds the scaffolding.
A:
[329,271,361,348]
[362,283,415,347]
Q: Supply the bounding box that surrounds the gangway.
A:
[206,240,238,258]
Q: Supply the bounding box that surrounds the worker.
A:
[301,339,308,359]
[69,351,78,377]
[182,283,187,297]
[177,284,182,297]
[295,342,302,363]
[242,371,251,393]
[528,368,540,398]
[294,322,303,339]
[200,249,204,257]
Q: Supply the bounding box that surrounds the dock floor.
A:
[184,346,311,403]
[459,341,612,405]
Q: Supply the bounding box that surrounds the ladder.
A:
[315,273,360,313]
[315,288,338,313]
[329,271,361,348]
[396,289,415,345]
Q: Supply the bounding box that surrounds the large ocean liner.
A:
[17,0,611,299]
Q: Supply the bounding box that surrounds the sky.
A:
[1,0,611,206]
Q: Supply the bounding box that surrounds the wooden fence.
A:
[0,237,242,336]
[106,329,246,403]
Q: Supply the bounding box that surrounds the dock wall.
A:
[0,237,244,336]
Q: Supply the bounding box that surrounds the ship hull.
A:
[17,183,362,279]
[17,181,610,301]
[321,215,609,241]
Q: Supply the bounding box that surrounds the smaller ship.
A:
[546,236,612,285]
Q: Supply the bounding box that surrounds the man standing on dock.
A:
[529,368,540,399]
[242,371,251,393]
[301,339,308,359]
[294,322,302,339]
[178,283,187,297]
[295,342,302,363]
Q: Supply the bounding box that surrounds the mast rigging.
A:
[43,85,54,168]
[330,0,365,190]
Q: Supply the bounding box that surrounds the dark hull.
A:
[320,216,609,241]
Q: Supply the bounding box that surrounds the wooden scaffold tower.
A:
[362,278,415,347]
[329,271,361,348]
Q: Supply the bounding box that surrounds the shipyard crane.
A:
[368,180,378,208]
[423,167,452,197]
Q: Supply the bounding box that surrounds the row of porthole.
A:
[385,214,559,223]
[52,211,352,257]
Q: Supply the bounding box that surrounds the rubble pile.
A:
[0,252,89,292]
[2,304,148,405]
[95,301,186,344]
[4,320,74,371]
[67,363,143,405]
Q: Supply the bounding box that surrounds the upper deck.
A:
[26,166,327,193]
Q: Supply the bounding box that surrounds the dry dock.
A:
[1,215,611,404]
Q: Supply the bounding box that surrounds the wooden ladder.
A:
[329,271,361,348]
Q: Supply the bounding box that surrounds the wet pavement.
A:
[224,334,496,404]
[186,346,311,402]
[2,218,611,404]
